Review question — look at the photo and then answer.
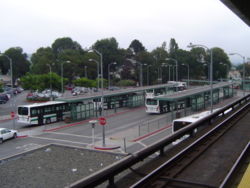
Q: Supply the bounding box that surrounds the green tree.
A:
[117,79,136,87]
[20,72,63,91]
[30,47,56,74]
[169,38,179,57]
[92,37,121,79]
[73,77,96,87]
[129,39,146,55]
[52,37,83,56]
[1,47,30,83]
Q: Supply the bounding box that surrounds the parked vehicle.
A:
[0,128,17,144]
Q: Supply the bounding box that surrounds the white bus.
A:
[17,101,70,125]
[172,110,211,145]
[145,97,168,114]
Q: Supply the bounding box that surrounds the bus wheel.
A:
[46,118,51,124]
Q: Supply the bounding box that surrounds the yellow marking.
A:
[238,164,250,188]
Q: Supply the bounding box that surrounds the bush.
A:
[117,80,136,87]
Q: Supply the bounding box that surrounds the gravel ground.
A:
[0,144,125,188]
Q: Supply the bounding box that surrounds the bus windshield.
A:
[18,107,29,115]
[146,99,158,105]
[173,121,191,132]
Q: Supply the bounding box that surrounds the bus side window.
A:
[45,106,51,113]
[31,108,37,116]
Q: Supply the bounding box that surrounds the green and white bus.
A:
[17,101,70,125]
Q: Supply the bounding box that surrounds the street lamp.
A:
[108,62,117,88]
[229,53,245,96]
[61,60,70,94]
[166,58,178,82]
[89,58,100,91]
[89,48,105,147]
[182,64,190,87]
[46,63,54,100]
[187,43,213,113]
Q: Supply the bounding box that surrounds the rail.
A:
[219,142,250,188]
[69,94,250,188]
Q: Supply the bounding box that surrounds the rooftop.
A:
[0,144,126,188]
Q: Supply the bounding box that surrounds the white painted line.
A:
[137,141,148,148]
[30,136,91,145]
[44,131,102,139]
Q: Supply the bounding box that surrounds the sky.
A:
[0,0,249,64]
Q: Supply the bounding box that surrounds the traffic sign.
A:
[99,117,106,126]
[11,111,15,119]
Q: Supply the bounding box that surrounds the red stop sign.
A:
[11,112,15,119]
[99,117,106,126]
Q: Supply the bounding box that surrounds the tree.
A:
[169,38,179,57]
[73,77,96,88]
[30,47,56,74]
[211,47,231,80]
[128,39,146,55]
[52,37,83,56]
[20,72,63,91]
[2,47,30,84]
[151,46,168,83]
[92,37,121,79]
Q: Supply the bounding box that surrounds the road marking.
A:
[29,136,91,146]
[137,141,148,148]
[44,131,102,139]
[16,143,42,151]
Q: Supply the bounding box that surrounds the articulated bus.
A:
[17,101,70,125]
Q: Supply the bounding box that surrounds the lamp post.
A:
[108,62,117,88]
[61,60,70,94]
[182,64,190,88]
[229,53,246,96]
[90,49,106,147]
[89,58,100,91]
[188,43,213,113]
[166,58,178,82]
[46,64,54,100]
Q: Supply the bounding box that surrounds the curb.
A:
[131,124,172,142]
[94,145,121,150]
[17,135,28,138]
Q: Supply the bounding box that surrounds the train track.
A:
[131,102,250,188]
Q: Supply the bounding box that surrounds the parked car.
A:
[0,128,17,144]
[0,93,9,102]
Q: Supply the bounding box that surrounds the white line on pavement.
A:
[30,136,91,146]
[44,131,102,139]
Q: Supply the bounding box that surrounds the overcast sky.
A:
[0,0,249,64]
